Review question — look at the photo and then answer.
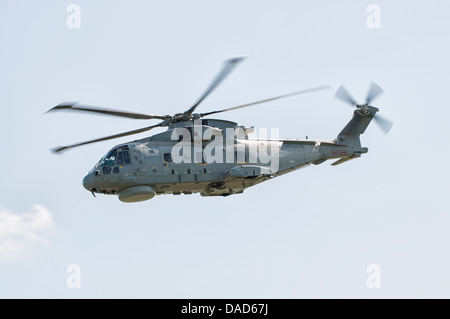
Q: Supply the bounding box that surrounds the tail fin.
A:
[316,106,376,166]
[334,106,378,149]
[328,106,378,166]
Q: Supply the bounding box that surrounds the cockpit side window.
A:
[122,150,131,164]
[101,150,117,166]
[99,145,131,167]
[116,152,124,165]
[115,147,131,165]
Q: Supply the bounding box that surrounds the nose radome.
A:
[82,173,94,190]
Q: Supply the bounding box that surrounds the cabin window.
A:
[164,153,172,162]
[102,166,111,174]
[113,167,120,174]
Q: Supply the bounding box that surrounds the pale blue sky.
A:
[0,0,449,298]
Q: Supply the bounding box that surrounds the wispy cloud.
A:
[0,204,55,253]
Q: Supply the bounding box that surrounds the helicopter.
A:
[47,56,393,202]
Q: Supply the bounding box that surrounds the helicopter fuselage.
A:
[82,118,366,202]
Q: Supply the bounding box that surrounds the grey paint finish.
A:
[82,107,377,201]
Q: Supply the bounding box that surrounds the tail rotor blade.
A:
[335,85,357,106]
[374,114,393,134]
[365,82,384,105]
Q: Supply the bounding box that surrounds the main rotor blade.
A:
[184,56,247,116]
[365,82,384,105]
[52,123,164,153]
[200,85,333,117]
[335,85,357,106]
[47,102,167,120]
[373,114,393,134]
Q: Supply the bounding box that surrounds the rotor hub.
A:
[356,104,371,116]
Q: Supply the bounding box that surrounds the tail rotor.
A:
[335,82,393,134]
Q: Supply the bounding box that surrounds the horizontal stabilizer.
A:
[331,156,360,166]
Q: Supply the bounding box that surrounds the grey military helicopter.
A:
[47,57,392,202]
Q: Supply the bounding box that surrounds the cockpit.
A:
[99,145,132,167]
[83,145,133,194]
[93,145,132,175]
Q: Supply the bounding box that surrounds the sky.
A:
[0,0,449,298]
